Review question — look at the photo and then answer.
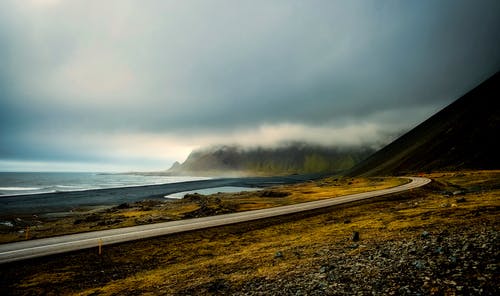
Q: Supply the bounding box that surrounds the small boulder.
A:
[413,260,425,269]
[352,231,360,242]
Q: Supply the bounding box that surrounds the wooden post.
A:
[25,226,30,240]
[98,239,103,255]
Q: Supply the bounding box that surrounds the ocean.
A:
[0,172,210,197]
[0,173,313,215]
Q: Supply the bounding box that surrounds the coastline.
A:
[1,171,497,295]
[0,173,327,215]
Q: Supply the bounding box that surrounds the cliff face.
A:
[349,72,500,176]
[168,144,374,176]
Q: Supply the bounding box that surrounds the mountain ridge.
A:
[168,143,374,176]
[349,71,500,176]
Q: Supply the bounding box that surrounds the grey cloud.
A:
[1,0,499,169]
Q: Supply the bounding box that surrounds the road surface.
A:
[0,177,430,264]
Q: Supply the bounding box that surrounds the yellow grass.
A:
[4,171,498,295]
[74,171,498,295]
[0,177,404,243]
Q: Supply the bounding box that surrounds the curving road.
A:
[0,177,430,264]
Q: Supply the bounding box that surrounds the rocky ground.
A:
[233,226,498,295]
[0,171,498,295]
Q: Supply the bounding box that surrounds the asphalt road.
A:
[0,177,430,264]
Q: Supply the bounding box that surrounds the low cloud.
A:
[1,0,499,171]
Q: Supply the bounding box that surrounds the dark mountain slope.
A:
[350,72,500,176]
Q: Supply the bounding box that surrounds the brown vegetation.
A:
[0,171,498,295]
[0,177,404,244]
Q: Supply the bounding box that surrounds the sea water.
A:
[0,172,210,196]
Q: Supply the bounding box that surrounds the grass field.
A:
[0,171,498,295]
[0,177,406,244]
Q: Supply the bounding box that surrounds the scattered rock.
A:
[183,193,204,201]
[455,197,466,203]
[234,226,499,295]
[73,214,101,225]
[96,219,122,226]
[274,251,284,259]
[434,246,444,254]
[413,260,425,269]
[260,191,291,198]
[207,279,230,293]
[352,231,360,242]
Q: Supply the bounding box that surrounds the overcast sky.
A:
[1,0,499,172]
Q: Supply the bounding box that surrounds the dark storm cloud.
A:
[0,0,499,170]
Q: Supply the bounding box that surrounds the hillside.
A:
[168,144,374,176]
[350,72,500,176]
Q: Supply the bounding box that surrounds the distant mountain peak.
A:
[169,143,374,177]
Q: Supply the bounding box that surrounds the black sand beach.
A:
[0,174,326,215]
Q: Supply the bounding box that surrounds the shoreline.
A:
[1,171,497,295]
[0,173,327,215]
